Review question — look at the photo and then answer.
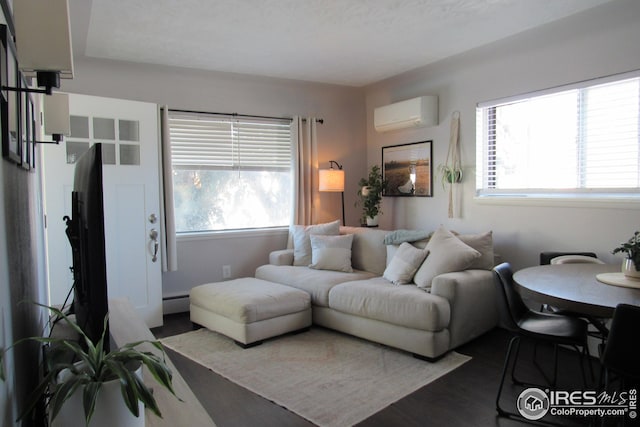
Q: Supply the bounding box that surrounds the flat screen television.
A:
[64,143,109,351]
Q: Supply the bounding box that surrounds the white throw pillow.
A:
[291,220,341,266]
[383,242,430,285]
[413,225,481,289]
[309,234,354,273]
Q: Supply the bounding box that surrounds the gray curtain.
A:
[159,106,178,271]
[292,116,319,225]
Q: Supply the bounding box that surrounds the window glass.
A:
[169,112,293,232]
[119,119,140,141]
[93,117,115,140]
[69,115,89,139]
[476,72,640,199]
[119,144,140,165]
[172,169,291,232]
[65,141,89,164]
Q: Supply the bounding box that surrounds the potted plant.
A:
[612,231,640,279]
[437,164,463,187]
[356,165,388,226]
[0,304,179,426]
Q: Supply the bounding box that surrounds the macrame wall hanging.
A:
[440,111,463,218]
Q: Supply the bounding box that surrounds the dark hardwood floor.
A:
[151,313,599,427]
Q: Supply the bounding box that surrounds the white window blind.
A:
[476,71,640,200]
[168,111,293,233]
[169,113,292,171]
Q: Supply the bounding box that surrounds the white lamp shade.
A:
[43,93,70,135]
[14,0,74,79]
[319,169,345,192]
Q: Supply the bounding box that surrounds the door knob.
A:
[149,228,159,262]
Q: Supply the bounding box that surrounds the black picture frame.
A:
[382,140,433,197]
[1,24,21,165]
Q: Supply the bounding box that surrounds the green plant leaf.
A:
[142,357,177,398]
[112,350,178,399]
[131,371,162,417]
[106,360,140,417]
[612,230,640,270]
[82,381,102,425]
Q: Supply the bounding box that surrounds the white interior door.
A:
[42,94,163,327]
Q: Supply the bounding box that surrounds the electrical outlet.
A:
[222,265,231,279]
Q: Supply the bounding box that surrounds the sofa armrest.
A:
[430,270,499,348]
[269,249,294,266]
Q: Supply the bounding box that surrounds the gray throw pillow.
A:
[453,230,494,270]
[413,225,481,290]
[383,242,429,285]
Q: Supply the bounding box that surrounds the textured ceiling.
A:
[72,0,614,87]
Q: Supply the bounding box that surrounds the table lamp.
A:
[319,160,345,225]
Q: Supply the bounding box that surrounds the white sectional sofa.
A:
[255,222,499,360]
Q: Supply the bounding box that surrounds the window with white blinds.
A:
[169,114,292,171]
[168,111,293,233]
[476,71,640,201]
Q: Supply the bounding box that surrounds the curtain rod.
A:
[168,108,323,124]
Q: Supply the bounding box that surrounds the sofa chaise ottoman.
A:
[190,277,312,347]
[255,223,499,360]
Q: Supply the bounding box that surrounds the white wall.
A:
[364,0,640,270]
[60,59,367,302]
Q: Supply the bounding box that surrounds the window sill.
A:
[176,227,289,242]
[473,195,640,210]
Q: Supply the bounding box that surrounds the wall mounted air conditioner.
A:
[374,96,438,132]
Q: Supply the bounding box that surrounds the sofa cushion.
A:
[414,225,481,290]
[328,277,451,331]
[383,242,429,285]
[309,234,354,273]
[291,220,340,266]
[453,230,494,270]
[255,264,375,307]
[340,226,388,275]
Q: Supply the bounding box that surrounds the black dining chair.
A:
[600,303,640,390]
[493,262,592,417]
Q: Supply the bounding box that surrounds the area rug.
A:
[160,327,471,427]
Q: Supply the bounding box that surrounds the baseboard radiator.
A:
[163,294,190,314]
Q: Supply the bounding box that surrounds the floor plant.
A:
[0,303,180,426]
